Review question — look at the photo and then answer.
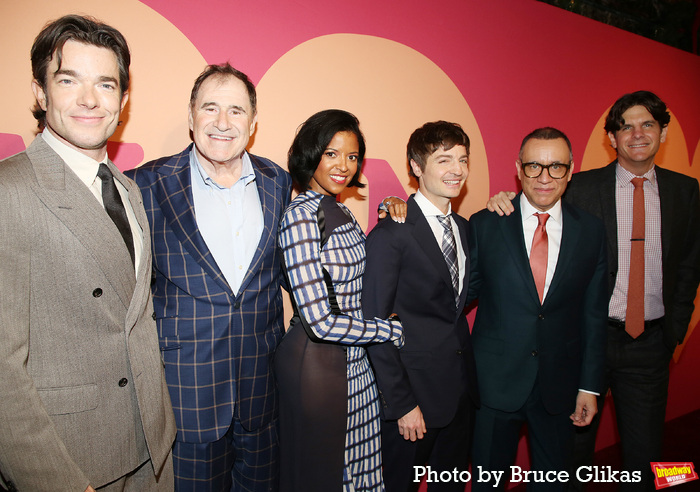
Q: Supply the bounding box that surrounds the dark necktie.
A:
[530,213,550,303]
[97,163,135,267]
[626,177,646,338]
[437,215,460,307]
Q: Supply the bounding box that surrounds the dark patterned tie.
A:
[437,215,460,307]
[530,213,549,303]
[97,163,135,267]
[626,177,646,338]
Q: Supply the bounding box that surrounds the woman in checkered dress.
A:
[275,110,403,491]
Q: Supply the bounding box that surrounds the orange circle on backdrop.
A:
[252,33,489,229]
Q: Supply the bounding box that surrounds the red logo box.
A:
[651,462,698,489]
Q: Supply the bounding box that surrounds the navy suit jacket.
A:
[564,161,700,350]
[467,195,608,415]
[126,145,292,441]
[364,196,479,428]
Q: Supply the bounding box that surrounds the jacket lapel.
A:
[500,195,541,305]
[455,214,470,314]
[113,163,153,332]
[655,166,673,268]
[237,155,284,294]
[26,138,136,310]
[153,146,231,295]
[600,162,618,272]
[545,201,581,306]
[407,197,456,296]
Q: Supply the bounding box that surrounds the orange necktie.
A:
[530,213,549,303]
[625,177,646,338]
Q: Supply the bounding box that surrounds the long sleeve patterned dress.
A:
[275,191,402,492]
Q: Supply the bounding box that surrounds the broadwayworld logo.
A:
[651,462,698,489]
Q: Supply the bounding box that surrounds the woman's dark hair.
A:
[287,109,366,190]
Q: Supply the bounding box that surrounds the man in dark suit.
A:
[488,92,700,491]
[469,127,608,491]
[364,121,479,491]
[0,15,175,491]
[126,64,292,491]
[564,92,700,491]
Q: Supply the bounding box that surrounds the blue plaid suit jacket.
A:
[126,145,292,442]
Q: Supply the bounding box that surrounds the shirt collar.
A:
[190,148,256,190]
[520,192,562,224]
[414,189,453,218]
[615,162,657,187]
[41,128,106,188]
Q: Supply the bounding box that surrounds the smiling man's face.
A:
[608,104,667,175]
[189,74,257,169]
[32,40,128,162]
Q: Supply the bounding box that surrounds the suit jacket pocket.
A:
[157,317,181,346]
[37,383,98,415]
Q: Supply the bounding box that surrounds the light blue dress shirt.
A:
[190,149,263,295]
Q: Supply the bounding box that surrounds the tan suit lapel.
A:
[111,161,154,334]
[26,138,136,312]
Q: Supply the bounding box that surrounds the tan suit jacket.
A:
[0,137,176,490]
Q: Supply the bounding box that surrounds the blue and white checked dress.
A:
[278,191,403,491]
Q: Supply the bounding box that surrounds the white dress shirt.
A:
[414,190,467,296]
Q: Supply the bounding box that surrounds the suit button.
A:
[118,378,128,387]
[538,314,544,320]
[92,288,103,298]
[531,350,538,357]
[152,312,157,320]
[234,301,241,309]
[456,350,463,355]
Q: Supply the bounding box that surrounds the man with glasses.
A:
[488,92,700,491]
[468,127,608,490]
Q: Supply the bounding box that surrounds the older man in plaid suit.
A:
[126,63,291,491]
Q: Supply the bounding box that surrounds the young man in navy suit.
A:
[469,128,608,491]
[364,121,479,491]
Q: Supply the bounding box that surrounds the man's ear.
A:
[31,79,48,111]
[249,113,258,136]
[120,91,129,112]
[607,131,618,149]
[409,159,422,178]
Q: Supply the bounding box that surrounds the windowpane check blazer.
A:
[126,144,292,441]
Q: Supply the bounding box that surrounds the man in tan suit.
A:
[0,15,176,491]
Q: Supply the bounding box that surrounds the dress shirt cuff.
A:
[578,389,600,396]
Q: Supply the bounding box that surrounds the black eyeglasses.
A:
[520,161,571,179]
